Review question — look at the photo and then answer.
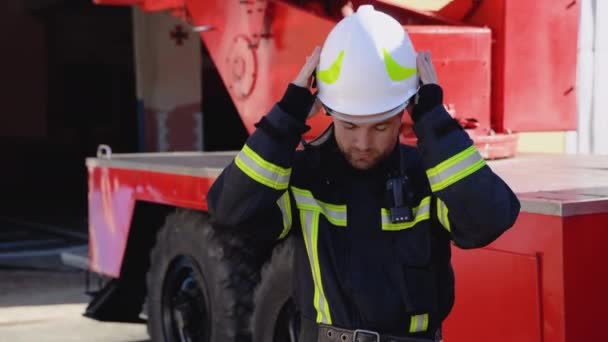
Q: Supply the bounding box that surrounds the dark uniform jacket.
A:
[208,84,520,340]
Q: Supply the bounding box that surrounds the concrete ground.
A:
[0,269,150,342]
[0,218,149,342]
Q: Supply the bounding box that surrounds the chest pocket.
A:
[382,196,432,267]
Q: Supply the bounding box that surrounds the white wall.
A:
[567,0,608,155]
[132,8,202,151]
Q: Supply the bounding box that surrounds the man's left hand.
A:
[417,51,438,86]
[410,51,443,122]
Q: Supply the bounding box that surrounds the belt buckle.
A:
[353,329,380,342]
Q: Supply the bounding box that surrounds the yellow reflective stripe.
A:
[300,210,332,324]
[242,144,291,177]
[317,50,345,84]
[383,48,417,81]
[409,313,429,333]
[381,197,431,231]
[234,144,291,190]
[291,186,347,227]
[436,198,450,232]
[276,191,292,240]
[291,186,344,323]
[426,145,486,192]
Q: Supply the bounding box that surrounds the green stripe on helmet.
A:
[383,48,417,81]
[317,50,345,84]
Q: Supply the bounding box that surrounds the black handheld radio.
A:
[385,150,415,223]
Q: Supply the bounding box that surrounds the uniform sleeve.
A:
[207,84,313,242]
[413,86,520,249]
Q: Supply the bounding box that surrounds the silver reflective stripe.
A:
[276,191,292,239]
[300,210,332,324]
[291,186,347,226]
[381,197,431,231]
[436,198,451,232]
[235,146,290,190]
[426,146,485,192]
[409,314,429,333]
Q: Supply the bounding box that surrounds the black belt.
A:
[317,324,434,342]
[299,317,437,342]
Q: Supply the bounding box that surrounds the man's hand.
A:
[410,51,443,122]
[416,51,438,86]
[292,46,321,88]
[292,46,322,118]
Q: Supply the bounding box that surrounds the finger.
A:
[420,55,430,71]
[416,52,424,68]
[295,47,320,85]
[302,46,321,76]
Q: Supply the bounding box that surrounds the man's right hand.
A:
[292,46,321,88]
[292,47,323,118]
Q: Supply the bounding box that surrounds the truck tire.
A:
[147,210,261,342]
[251,238,298,342]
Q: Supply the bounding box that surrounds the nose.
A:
[353,130,371,151]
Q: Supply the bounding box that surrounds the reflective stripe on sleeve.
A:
[235,144,291,190]
[436,198,451,232]
[426,145,486,192]
[381,196,431,231]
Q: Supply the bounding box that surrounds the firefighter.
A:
[209,5,520,342]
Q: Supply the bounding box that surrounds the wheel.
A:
[147,210,262,342]
[251,238,299,342]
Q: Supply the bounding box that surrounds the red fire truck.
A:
[83,1,608,341]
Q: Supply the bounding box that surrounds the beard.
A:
[336,144,394,171]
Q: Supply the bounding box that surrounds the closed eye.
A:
[374,125,387,132]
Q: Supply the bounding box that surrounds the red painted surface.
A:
[444,210,608,341]
[562,213,608,342]
[438,0,579,132]
[445,248,542,342]
[97,0,519,154]
[189,1,492,141]
[444,212,567,341]
[87,165,213,277]
[95,0,579,137]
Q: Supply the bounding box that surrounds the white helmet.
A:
[316,5,418,122]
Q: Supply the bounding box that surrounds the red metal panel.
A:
[446,212,567,342]
[407,26,492,134]
[87,166,213,277]
[563,213,608,342]
[439,0,579,132]
[444,248,541,342]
